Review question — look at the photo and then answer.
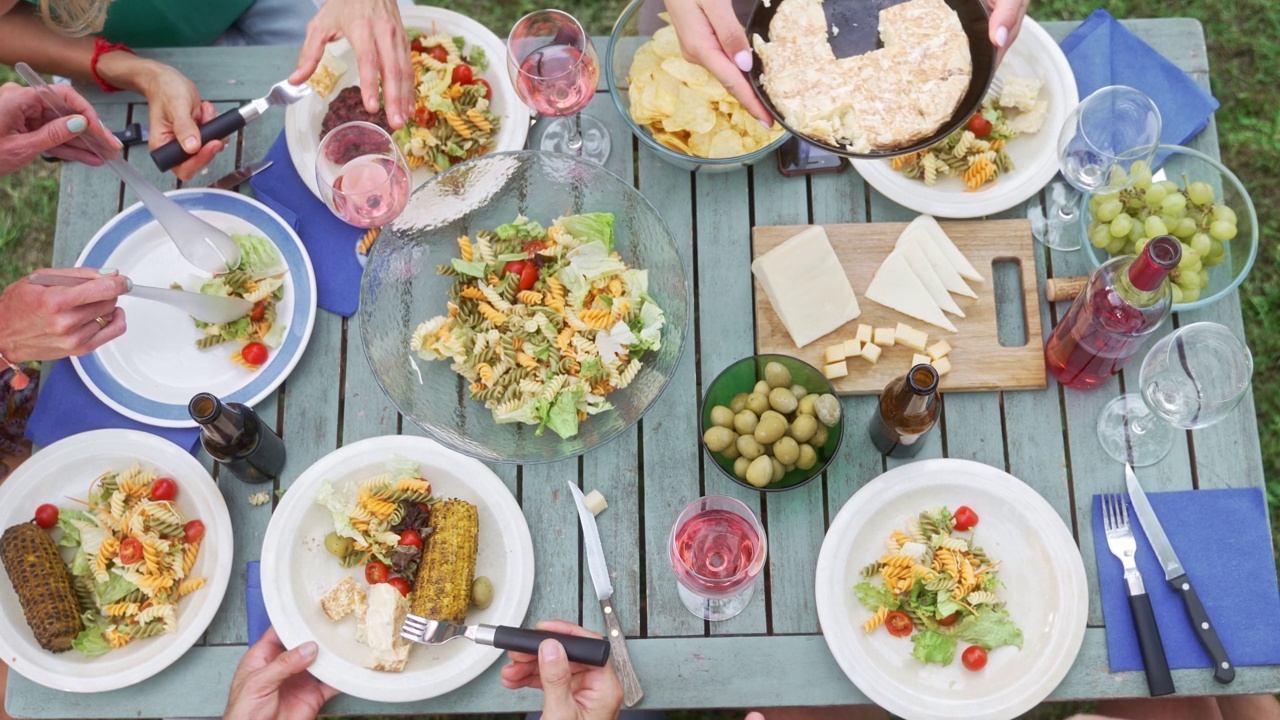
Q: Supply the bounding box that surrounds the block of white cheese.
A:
[752,226,860,347]
[864,252,957,333]
[914,215,984,283]
[896,223,976,300]
[894,237,966,317]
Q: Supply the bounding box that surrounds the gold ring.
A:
[94,316,107,329]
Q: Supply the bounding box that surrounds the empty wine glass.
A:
[507,9,610,164]
[1096,322,1252,466]
[669,495,767,621]
[315,121,411,229]
[1029,86,1162,251]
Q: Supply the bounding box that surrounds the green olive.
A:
[764,361,793,389]
[746,456,774,487]
[745,392,770,416]
[797,443,818,470]
[773,436,800,465]
[753,411,788,444]
[798,394,819,416]
[324,531,354,559]
[789,414,818,443]
[471,576,495,609]
[733,456,751,479]
[790,384,809,400]
[737,434,764,460]
[733,410,759,435]
[729,392,750,414]
[703,426,737,452]
[811,423,829,448]
[770,457,785,482]
[814,394,842,427]
[720,440,741,460]
[768,387,798,414]
[710,405,735,429]
[753,380,772,395]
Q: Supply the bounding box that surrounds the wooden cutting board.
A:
[752,219,1047,395]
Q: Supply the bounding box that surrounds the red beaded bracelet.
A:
[90,36,135,93]
[0,348,28,390]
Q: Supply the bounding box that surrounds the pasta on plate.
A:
[394,32,500,174]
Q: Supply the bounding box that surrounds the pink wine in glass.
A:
[672,508,761,598]
[517,44,597,117]
[331,154,410,228]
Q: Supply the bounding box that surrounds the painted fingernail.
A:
[995,25,1009,47]
[98,267,117,275]
[759,118,773,129]
[734,50,753,72]
[67,115,87,133]
[126,279,133,291]
[182,136,200,152]
[539,640,561,661]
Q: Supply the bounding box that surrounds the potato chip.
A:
[660,57,713,88]
[652,26,682,58]
[709,130,746,158]
[654,131,692,154]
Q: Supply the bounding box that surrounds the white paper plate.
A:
[0,430,232,693]
[815,459,1087,720]
[259,435,535,703]
[285,6,531,200]
[72,189,317,428]
[850,18,1079,218]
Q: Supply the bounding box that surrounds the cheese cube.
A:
[824,344,847,364]
[874,327,896,347]
[751,227,861,347]
[855,324,873,344]
[894,322,914,345]
[932,356,952,376]
[861,343,882,364]
[842,339,862,358]
[902,329,929,353]
[823,361,849,380]
[927,339,952,361]
[583,489,608,516]
[911,353,932,367]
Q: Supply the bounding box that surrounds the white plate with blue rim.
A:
[72,188,317,428]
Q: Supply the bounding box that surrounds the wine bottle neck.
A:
[1127,235,1182,292]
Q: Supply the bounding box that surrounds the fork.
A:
[400,614,611,667]
[152,79,313,172]
[1101,492,1176,696]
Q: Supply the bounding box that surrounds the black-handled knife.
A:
[41,122,146,162]
[1127,465,1235,684]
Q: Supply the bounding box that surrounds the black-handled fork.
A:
[151,79,311,172]
[400,614,611,667]
[1101,493,1175,696]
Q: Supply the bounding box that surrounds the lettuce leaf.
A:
[935,594,967,621]
[543,388,582,439]
[493,397,545,425]
[262,321,287,349]
[494,215,545,241]
[910,629,957,665]
[557,213,615,252]
[621,268,648,297]
[386,455,423,481]
[55,509,96,548]
[223,316,253,341]
[72,622,112,658]
[953,608,1023,650]
[564,241,626,284]
[451,258,489,278]
[631,300,665,352]
[70,549,91,577]
[200,277,233,297]
[232,233,287,279]
[95,572,138,605]
[468,46,489,71]
[315,481,364,544]
[853,581,898,613]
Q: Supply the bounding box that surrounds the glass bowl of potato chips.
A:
[607,0,789,172]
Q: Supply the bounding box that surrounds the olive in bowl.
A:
[701,354,844,492]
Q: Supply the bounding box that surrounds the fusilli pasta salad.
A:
[394,32,500,174]
[180,233,289,369]
[854,506,1023,669]
[410,212,666,440]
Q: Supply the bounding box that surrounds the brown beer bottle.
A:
[869,364,940,458]
[188,393,285,483]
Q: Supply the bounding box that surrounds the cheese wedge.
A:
[864,252,957,332]
[897,225,977,300]
[915,215,984,283]
[752,226,861,347]
[895,239,966,317]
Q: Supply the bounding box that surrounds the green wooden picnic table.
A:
[7,18,1279,718]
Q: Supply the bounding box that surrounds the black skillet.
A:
[745,0,997,158]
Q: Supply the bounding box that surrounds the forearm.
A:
[0,4,162,95]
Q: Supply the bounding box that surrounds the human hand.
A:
[500,620,623,720]
[663,0,774,127]
[746,713,766,720]
[289,0,412,129]
[986,0,1029,57]
[223,626,339,720]
[0,268,128,363]
[135,62,225,182]
[0,82,118,175]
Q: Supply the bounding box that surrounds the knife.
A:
[567,483,644,707]
[211,160,273,191]
[1126,465,1235,684]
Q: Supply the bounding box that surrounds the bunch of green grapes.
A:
[1086,161,1240,304]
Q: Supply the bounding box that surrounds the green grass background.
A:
[0,0,1275,717]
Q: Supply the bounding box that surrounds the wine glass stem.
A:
[565,113,584,154]
[1130,410,1159,435]
[1056,188,1080,222]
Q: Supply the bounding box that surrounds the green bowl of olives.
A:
[700,354,844,492]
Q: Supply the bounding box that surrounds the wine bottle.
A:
[188,393,285,483]
[870,364,940,458]
[1044,235,1181,390]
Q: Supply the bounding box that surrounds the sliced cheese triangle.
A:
[752,226,861,348]
[896,225,977,299]
[864,252,957,332]
[915,215,984,283]
[896,241,965,318]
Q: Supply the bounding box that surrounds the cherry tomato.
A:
[365,560,390,584]
[414,105,437,128]
[967,113,994,138]
[249,301,266,322]
[503,260,526,277]
[953,506,979,531]
[451,64,474,85]
[387,577,412,597]
[410,38,427,54]
[398,529,423,548]
[518,262,539,291]
[241,342,269,367]
[183,519,206,544]
[427,46,450,64]
[473,79,492,98]
[416,501,432,515]
[119,537,143,565]
[34,503,59,529]
[150,477,178,502]
[521,239,547,254]
[937,612,961,627]
[962,645,988,671]
[885,611,914,637]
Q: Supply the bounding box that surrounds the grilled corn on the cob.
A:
[409,500,478,623]
[0,522,83,652]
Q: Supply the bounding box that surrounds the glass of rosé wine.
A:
[315,121,411,229]
[669,495,767,621]
[507,9,610,164]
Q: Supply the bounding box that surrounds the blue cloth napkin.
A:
[25,359,201,453]
[246,560,269,645]
[1061,9,1219,148]
[248,133,365,317]
[1092,487,1280,671]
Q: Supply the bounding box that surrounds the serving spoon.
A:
[30,272,253,325]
